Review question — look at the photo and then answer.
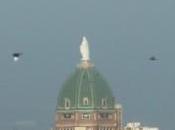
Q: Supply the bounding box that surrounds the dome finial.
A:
[80,36,90,62]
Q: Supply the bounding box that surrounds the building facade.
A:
[53,37,123,130]
[124,122,159,130]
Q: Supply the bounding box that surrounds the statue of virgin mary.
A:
[80,36,90,61]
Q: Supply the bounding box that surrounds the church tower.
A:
[54,37,123,130]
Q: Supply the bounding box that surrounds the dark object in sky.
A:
[12,53,22,62]
[149,56,158,61]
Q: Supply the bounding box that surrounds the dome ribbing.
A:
[57,65,115,110]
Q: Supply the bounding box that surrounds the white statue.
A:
[80,36,90,61]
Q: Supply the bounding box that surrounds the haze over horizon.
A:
[0,1,175,130]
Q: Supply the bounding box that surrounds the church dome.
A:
[56,37,115,110]
[56,62,115,110]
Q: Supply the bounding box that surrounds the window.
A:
[82,113,90,119]
[64,98,70,109]
[101,98,107,107]
[100,113,109,118]
[83,97,89,105]
[63,113,72,118]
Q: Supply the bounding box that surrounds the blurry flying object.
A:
[149,56,158,61]
[12,53,22,62]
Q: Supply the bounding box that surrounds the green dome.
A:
[57,63,115,110]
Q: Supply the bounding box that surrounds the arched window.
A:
[83,97,89,105]
[101,98,107,107]
[64,98,70,109]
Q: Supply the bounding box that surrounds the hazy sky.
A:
[0,0,175,130]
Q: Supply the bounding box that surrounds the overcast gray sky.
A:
[0,0,175,130]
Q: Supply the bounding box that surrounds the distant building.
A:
[53,37,123,130]
[124,122,159,130]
